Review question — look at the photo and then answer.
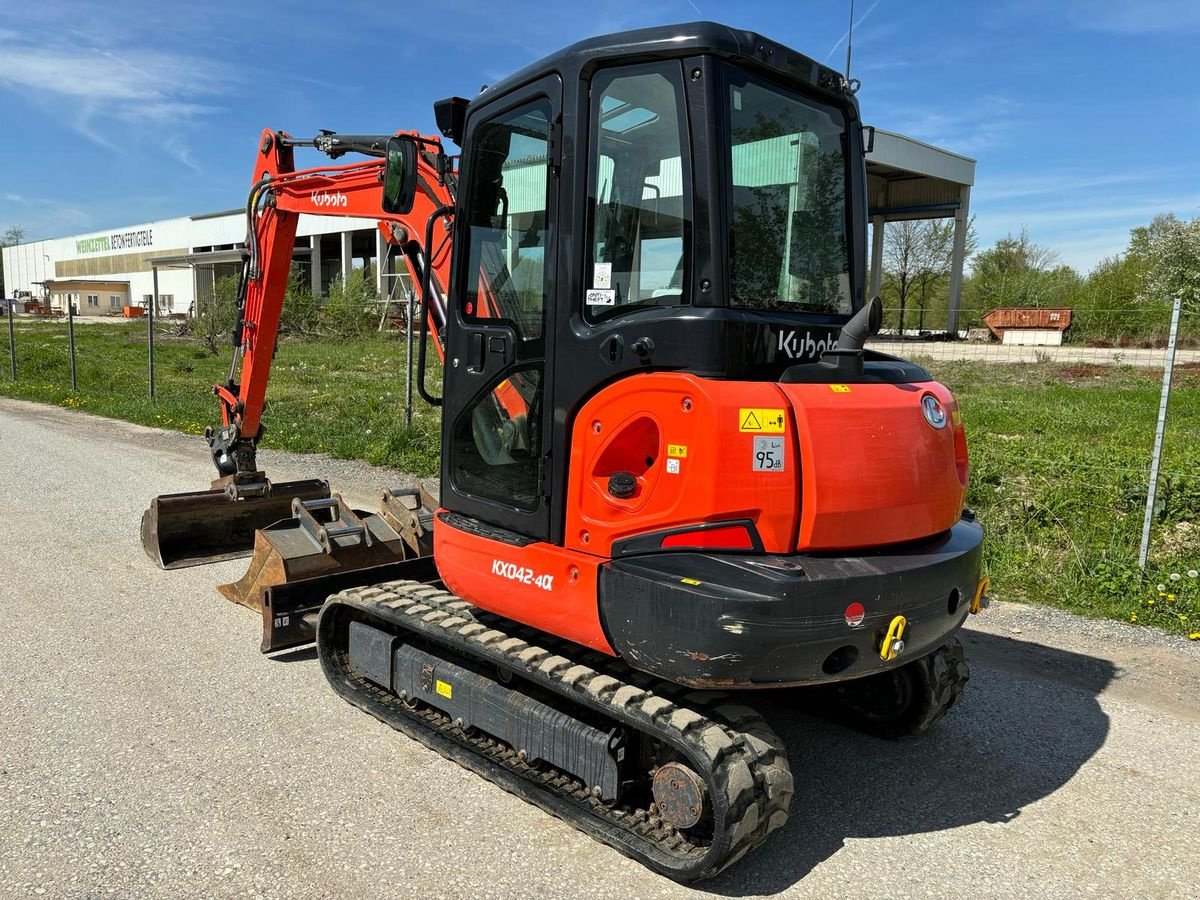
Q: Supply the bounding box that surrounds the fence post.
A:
[6,301,14,378]
[1138,295,1183,568]
[405,289,415,426]
[149,265,157,400]
[67,299,77,390]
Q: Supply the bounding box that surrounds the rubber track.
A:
[316,579,793,882]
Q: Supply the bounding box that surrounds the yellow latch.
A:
[970,577,991,615]
[880,615,907,661]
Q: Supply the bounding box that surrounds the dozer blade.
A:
[140,478,331,570]
[217,494,410,615]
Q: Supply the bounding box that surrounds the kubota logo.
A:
[310,191,348,208]
[776,329,836,360]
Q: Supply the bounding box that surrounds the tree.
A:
[197,274,239,354]
[882,217,976,334]
[0,224,25,298]
[966,228,1078,310]
[882,221,921,334]
[1130,213,1200,314]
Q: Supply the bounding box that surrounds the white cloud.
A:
[1064,0,1200,35]
[0,24,233,172]
[971,169,1184,203]
[886,95,1019,156]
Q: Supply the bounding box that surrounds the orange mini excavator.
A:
[142,22,988,881]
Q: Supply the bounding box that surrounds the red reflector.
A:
[844,602,865,627]
[660,524,754,550]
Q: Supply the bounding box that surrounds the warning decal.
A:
[738,408,786,433]
[667,444,687,458]
[829,384,851,393]
[435,680,453,699]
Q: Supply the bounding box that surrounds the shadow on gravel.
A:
[703,630,1114,896]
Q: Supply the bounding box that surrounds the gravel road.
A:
[1,397,1197,899]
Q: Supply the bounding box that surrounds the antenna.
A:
[844,0,856,83]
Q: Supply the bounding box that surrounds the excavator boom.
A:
[141,129,454,570]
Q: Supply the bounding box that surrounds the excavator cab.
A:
[431,26,866,546]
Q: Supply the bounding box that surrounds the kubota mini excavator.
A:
[141,22,988,881]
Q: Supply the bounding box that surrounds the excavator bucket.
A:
[140,478,331,570]
[218,493,412,615]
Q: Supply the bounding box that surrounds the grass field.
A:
[3,318,1197,638]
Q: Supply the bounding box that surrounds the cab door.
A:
[440,76,561,540]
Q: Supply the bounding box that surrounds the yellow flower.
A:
[1130,613,1138,622]
[1190,632,1200,641]
[1168,594,1176,601]
[1148,599,1156,606]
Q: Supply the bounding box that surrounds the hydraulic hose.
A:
[417,205,454,408]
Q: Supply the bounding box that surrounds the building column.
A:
[310,235,322,295]
[869,215,885,299]
[375,229,387,298]
[340,231,353,283]
[947,185,971,337]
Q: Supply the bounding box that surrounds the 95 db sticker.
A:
[753,436,785,472]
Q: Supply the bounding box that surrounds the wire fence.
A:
[2,299,1197,628]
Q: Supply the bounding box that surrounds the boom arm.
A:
[207,129,455,485]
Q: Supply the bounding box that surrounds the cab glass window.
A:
[585,63,691,321]
[726,69,852,314]
[462,99,552,341]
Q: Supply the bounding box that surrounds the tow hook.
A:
[880,615,907,661]
[970,577,991,615]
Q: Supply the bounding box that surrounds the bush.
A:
[280,269,320,337]
[197,274,238,354]
[321,268,379,339]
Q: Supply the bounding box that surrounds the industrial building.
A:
[1,210,397,317]
[2,130,974,323]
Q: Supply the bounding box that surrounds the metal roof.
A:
[148,247,311,268]
[866,129,975,221]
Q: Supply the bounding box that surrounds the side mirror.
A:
[382,137,418,214]
[862,124,876,155]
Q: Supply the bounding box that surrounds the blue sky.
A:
[1,0,1196,273]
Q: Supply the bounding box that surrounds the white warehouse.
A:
[1,210,396,316]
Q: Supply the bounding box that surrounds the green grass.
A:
[923,357,1200,638]
[0,319,442,475]
[3,319,1198,638]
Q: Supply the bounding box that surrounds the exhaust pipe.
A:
[837,296,884,351]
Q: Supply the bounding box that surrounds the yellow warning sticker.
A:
[829,384,851,393]
[738,408,786,433]
[681,577,702,586]
[667,444,687,458]
[435,680,453,699]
